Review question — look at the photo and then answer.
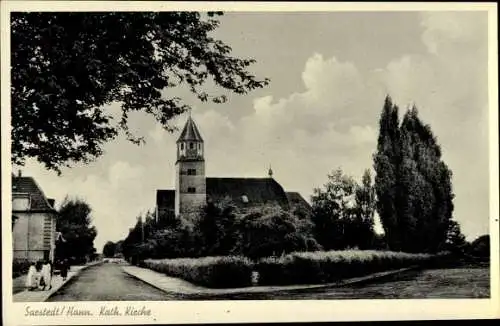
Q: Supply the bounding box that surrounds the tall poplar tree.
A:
[373,96,402,250]
[374,99,455,253]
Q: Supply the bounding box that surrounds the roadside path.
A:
[14,262,101,302]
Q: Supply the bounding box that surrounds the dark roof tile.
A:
[177,116,203,143]
[206,177,290,210]
[12,176,55,212]
[286,191,312,213]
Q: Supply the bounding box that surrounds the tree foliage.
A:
[374,96,455,253]
[234,205,320,259]
[311,168,377,250]
[373,96,402,250]
[55,197,97,263]
[443,220,467,254]
[195,202,239,256]
[102,241,116,258]
[468,234,489,258]
[353,169,377,249]
[121,203,321,263]
[11,12,269,173]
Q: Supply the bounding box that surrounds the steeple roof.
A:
[177,116,203,143]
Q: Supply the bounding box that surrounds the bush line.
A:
[140,250,441,288]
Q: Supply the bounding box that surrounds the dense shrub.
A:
[468,235,489,258]
[13,259,32,278]
[142,256,254,288]
[257,250,436,285]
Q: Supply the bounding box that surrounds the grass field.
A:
[190,266,490,300]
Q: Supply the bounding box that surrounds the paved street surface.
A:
[47,263,186,301]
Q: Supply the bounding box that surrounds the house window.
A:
[187,187,196,193]
[12,195,30,210]
[187,169,196,175]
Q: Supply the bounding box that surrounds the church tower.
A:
[175,115,206,216]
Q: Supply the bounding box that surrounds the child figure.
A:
[25,262,37,291]
[41,260,52,290]
[35,261,43,290]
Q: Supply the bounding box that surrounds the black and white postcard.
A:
[2,1,498,325]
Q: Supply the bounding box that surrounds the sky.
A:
[14,11,491,252]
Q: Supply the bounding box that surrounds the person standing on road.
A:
[34,260,44,290]
[60,259,69,281]
[41,260,52,290]
[25,262,37,291]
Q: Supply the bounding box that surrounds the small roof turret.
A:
[177,115,203,143]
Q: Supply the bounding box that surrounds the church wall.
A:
[176,160,206,216]
[179,194,206,215]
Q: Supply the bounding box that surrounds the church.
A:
[155,115,311,220]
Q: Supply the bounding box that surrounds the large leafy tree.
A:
[235,205,320,259]
[311,168,358,250]
[102,241,116,258]
[196,202,239,256]
[11,12,269,173]
[443,220,467,254]
[353,169,377,249]
[55,197,97,263]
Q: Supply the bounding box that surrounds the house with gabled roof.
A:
[156,115,312,220]
[12,171,57,262]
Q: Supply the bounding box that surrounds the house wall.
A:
[13,212,56,262]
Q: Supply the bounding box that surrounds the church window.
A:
[187,169,196,175]
[187,187,196,193]
[190,142,194,149]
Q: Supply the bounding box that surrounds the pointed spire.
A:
[177,114,203,143]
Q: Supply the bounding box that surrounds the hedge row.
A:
[141,256,253,288]
[256,250,436,285]
[141,250,440,288]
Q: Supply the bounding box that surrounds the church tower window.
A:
[190,142,194,149]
